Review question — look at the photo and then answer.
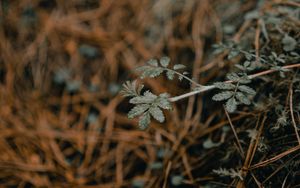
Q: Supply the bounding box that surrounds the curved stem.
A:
[164,68,202,87]
[169,63,300,102]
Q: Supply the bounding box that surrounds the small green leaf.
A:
[243,61,251,67]
[157,93,172,110]
[203,138,221,149]
[173,64,186,70]
[147,59,158,66]
[238,85,256,95]
[166,70,175,80]
[282,35,297,52]
[149,162,163,169]
[236,92,251,105]
[149,106,165,123]
[228,49,240,59]
[214,82,236,90]
[140,67,164,79]
[239,76,251,84]
[171,175,184,186]
[226,73,240,82]
[160,56,170,67]
[139,113,151,130]
[226,97,237,112]
[128,104,149,119]
[244,10,259,20]
[129,91,157,104]
[235,64,245,71]
[212,91,234,101]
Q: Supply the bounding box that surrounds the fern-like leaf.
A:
[149,106,165,123]
[139,113,151,130]
[212,91,234,101]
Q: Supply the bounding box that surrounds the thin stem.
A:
[289,83,300,145]
[169,85,215,102]
[224,106,245,158]
[169,63,300,102]
[164,68,202,87]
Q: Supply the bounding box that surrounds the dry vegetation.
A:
[0,0,299,187]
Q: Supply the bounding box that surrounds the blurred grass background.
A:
[0,0,299,187]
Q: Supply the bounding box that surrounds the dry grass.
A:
[0,0,299,187]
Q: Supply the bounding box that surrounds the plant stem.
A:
[169,63,300,102]
[164,68,202,87]
[169,85,215,102]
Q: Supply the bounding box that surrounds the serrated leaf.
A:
[137,84,144,94]
[140,67,164,79]
[139,113,151,130]
[236,92,251,105]
[239,75,251,84]
[157,93,172,110]
[173,64,186,70]
[147,59,158,66]
[226,97,237,112]
[226,73,240,82]
[149,106,165,122]
[166,70,175,80]
[160,56,170,67]
[158,101,172,110]
[143,90,157,99]
[120,81,142,97]
[128,104,149,119]
[129,91,157,104]
[214,82,236,90]
[212,91,234,101]
[238,85,256,95]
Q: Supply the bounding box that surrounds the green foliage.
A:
[136,57,188,81]
[212,168,243,180]
[120,81,144,97]
[212,73,256,112]
[282,35,297,52]
[121,81,172,129]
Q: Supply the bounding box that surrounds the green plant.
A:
[121,52,300,129]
